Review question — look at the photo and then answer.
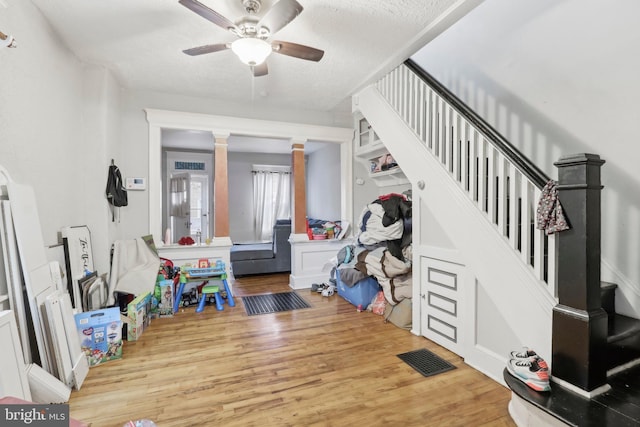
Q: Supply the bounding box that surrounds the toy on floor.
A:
[173,259,235,313]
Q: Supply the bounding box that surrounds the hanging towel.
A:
[106,236,160,305]
[536,180,570,235]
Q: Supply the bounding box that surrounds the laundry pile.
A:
[332,192,413,320]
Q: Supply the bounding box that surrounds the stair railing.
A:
[376,59,557,296]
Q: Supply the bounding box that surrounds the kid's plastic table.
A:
[173,260,235,313]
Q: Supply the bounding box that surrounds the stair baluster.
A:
[374,61,557,295]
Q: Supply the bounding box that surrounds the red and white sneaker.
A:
[507,358,551,392]
[510,347,549,370]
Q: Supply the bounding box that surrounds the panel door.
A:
[420,256,466,357]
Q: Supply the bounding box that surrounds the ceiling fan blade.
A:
[179,0,237,32]
[252,62,269,77]
[257,0,303,35]
[183,43,230,56]
[272,41,324,62]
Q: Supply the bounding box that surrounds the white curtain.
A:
[252,166,291,241]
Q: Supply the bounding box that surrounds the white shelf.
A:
[355,145,409,187]
[367,167,408,187]
[354,114,409,187]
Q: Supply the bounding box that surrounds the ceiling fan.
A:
[179,0,324,77]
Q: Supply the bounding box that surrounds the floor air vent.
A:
[242,292,311,316]
[397,348,457,378]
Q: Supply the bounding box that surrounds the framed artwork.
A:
[61,226,94,310]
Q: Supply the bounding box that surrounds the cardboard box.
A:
[75,307,122,367]
[126,292,152,341]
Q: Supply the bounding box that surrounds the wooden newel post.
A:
[552,153,608,394]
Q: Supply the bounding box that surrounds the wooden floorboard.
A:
[68,273,515,426]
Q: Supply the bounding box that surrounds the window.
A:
[252,165,291,241]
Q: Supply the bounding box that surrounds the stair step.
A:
[608,314,640,343]
[607,314,640,372]
[504,366,640,426]
[601,281,617,315]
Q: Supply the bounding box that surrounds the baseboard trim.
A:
[550,376,611,399]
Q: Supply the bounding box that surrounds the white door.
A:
[420,256,466,357]
[170,173,191,242]
[189,174,210,241]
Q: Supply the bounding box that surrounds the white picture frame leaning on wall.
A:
[0,310,32,400]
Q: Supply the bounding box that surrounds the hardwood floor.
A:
[68,273,515,427]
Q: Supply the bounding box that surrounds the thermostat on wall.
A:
[125,177,146,191]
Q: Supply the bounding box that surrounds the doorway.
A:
[147,110,353,246]
[164,150,213,244]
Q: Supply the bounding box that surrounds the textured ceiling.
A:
[30,0,469,125]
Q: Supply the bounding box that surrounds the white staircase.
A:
[353,62,558,382]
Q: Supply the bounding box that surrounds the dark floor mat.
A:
[397,348,457,377]
[242,292,311,316]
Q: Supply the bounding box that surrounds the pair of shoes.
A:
[321,284,336,297]
[507,348,551,392]
[313,283,329,293]
[510,347,548,369]
[312,283,335,296]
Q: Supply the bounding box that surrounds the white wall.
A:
[306,143,341,222]
[411,0,640,314]
[84,66,122,276]
[420,199,455,250]
[352,161,379,226]
[0,1,118,276]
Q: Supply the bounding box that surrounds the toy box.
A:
[126,292,152,341]
[336,270,381,309]
[154,279,174,318]
[74,307,122,367]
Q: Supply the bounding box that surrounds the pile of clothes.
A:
[334,192,413,308]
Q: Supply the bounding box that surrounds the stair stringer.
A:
[354,85,557,374]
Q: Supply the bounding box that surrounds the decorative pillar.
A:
[213,134,230,238]
[552,153,607,395]
[291,140,308,238]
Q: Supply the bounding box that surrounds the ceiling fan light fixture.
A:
[231,38,272,66]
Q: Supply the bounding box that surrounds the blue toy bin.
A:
[336,269,381,309]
